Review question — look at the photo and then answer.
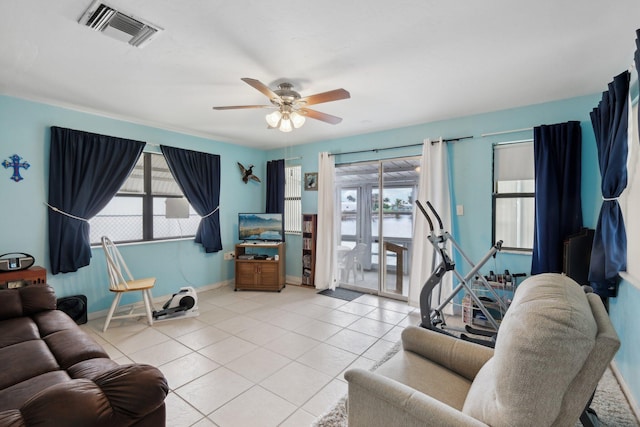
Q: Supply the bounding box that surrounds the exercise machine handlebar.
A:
[415,200,434,233]
[426,200,444,231]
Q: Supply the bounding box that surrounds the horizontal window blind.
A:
[285,165,302,234]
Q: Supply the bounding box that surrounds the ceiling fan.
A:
[213,78,350,132]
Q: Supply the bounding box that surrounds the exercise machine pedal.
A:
[460,333,495,348]
[464,324,496,338]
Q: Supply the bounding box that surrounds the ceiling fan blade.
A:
[300,108,343,125]
[298,88,350,106]
[212,105,270,110]
[241,78,281,102]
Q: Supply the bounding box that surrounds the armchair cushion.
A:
[375,327,494,410]
[345,368,488,427]
[462,273,597,426]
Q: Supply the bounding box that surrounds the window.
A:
[492,141,535,251]
[89,152,200,243]
[621,102,640,280]
[285,165,302,234]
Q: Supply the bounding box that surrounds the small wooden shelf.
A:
[302,214,317,286]
[235,242,285,292]
[0,266,47,289]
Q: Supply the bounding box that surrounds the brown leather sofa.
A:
[0,285,168,426]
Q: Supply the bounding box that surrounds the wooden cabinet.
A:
[235,242,285,291]
[302,214,317,286]
[0,266,47,289]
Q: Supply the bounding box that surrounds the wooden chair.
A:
[101,236,156,332]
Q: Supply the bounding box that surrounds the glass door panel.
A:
[335,158,419,300]
[379,161,417,299]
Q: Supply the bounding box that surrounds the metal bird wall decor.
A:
[238,162,261,184]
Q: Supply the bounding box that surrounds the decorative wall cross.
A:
[2,154,30,182]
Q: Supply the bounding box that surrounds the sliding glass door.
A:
[336,157,419,300]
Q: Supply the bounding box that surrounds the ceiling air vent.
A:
[78,1,162,48]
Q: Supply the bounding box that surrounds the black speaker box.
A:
[563,228,595,286]
[57,295,88,325]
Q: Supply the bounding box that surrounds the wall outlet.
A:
[456,204,464,216]
[223,251,235,261]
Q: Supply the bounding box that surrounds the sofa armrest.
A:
[401,326,493,381]
[345,368,488,427]
[0,410,23,427]
[0,365,168,427]
[93,363,169,421]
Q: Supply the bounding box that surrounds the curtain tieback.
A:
[602,196,620,202]
[201,206,219,219]
[44,202,89,222]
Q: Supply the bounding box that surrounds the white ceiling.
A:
[1,1,638,150]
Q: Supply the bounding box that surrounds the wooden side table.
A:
[235,242,286,292]
[0,266,47,289]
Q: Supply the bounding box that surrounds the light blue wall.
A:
[0,95,266,312]
[610,280,640,409]
[270,94,601,280]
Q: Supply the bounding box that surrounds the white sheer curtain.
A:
[408,138,453,313]
[315,152,339,290]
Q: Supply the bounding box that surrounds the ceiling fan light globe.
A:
[290,111,306,128]
[265,110,282,127]
[279,117,293,132]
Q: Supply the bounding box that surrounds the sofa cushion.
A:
[68,358,120,380]
[18,286,57,315]
[33,309,82,336]
[462,273,597,426]
[0,317,40,349]
[45,329,110,370]
[0,286,57,321]
[0,340,60,390]
[0,371,70,412]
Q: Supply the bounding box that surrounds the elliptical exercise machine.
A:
[416,200,507,334]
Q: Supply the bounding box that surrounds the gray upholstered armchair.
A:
[345,273,620,427]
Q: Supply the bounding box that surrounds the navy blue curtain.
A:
[48,127,144,274]
[531,121,583,275]
[588,71,630,298]
[266,159,285,214]
[266,159,285,241]
[160,145,222,253]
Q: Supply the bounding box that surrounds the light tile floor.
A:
[81,284,421,427]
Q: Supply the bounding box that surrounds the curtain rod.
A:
[481,127,533,137]
[328,136,473,157]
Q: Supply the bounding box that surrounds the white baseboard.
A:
[611,360,640,423]
[286,275,302,286]
[87,279,233,321]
